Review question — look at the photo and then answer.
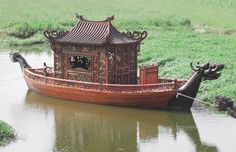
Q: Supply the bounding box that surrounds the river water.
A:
[0,51,236,152]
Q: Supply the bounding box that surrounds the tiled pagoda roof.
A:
[44,15,147,46]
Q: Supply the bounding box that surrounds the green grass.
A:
[0,0,236,47]
[0,120,15,146]
[0,0,236,104]
[139,27,236,104]
[1,0,236,28]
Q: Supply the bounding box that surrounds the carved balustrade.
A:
[25,68,185,93]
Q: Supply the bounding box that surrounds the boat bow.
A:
[10,51,31,73]
[169,62,224,110]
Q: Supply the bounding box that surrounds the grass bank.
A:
[0,120,15,146]
[0,0,236,47]
[140,27,236,105]
[0,0,236,105]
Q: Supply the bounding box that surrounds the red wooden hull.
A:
[24,68,183,109]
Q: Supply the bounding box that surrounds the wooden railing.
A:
[25,68,186,93]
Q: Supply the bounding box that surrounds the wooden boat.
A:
[10,15,224,111]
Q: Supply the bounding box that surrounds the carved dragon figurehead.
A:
[9,51,31,72]
[170,62,224,111]
[9,51,22,62]
[190,62,224,81]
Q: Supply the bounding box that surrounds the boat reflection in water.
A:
[26,91,217,152]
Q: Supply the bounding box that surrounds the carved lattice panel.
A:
[129,45,137,84]
[114,46,131,84]
[55,72,62,78]
[99,52,106,82]
[68,73,92,82]
[123,67,129,73]
[130,48,136,70]
[117,74,122,84]
[54,52,62,72]
[123,73,129,84]
[123,50,128,67]
[93,55,99,82]
[116,48,122,68]
[130,71,137,84]
[99,78,106,83]
[108,50,115,83]
[62,53,68,79]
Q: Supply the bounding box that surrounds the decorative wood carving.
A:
[104,15,115,22]
[25,68,184,92]
[44,30,68,39]
[54,51,62,71]
[76,13,114,22]
[99,52,106,83]
[108,49,115,83]
[68,73,92,82]
[123,31,147,41]
[75,13,84,20]
[93,55,99,82]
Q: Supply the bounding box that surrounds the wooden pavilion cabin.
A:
[44,15,148,85]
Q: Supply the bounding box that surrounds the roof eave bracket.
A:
[43,30,69,40]
[123,31,148,42]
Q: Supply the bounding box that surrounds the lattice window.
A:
[65,52,94,82]
[69,56,91,71]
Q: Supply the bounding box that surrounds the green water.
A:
[0,51,235,152]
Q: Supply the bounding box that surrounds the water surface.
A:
[0,51,236,152]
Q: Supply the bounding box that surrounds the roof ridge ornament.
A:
[76,14,114,22]
[75,13,84,20]
[105,15,114,22]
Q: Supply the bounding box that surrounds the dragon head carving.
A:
[190,62,224,81]
[9,51,22,63]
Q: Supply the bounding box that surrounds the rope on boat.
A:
[178,93,236,118]
[176,93,216,107]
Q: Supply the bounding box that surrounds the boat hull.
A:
[24,73,177,109]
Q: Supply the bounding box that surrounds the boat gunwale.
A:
[24,68,186,93]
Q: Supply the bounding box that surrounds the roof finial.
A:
[105,15,114,22]
[75,13,84,20]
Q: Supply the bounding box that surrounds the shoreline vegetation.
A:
[0,120,15,146]
[0,0,236,105]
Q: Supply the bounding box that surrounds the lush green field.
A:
[0,120,15,146]
[0,0,236,105]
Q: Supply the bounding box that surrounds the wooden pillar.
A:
[105,54,109,84]
[128,45,131,83]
